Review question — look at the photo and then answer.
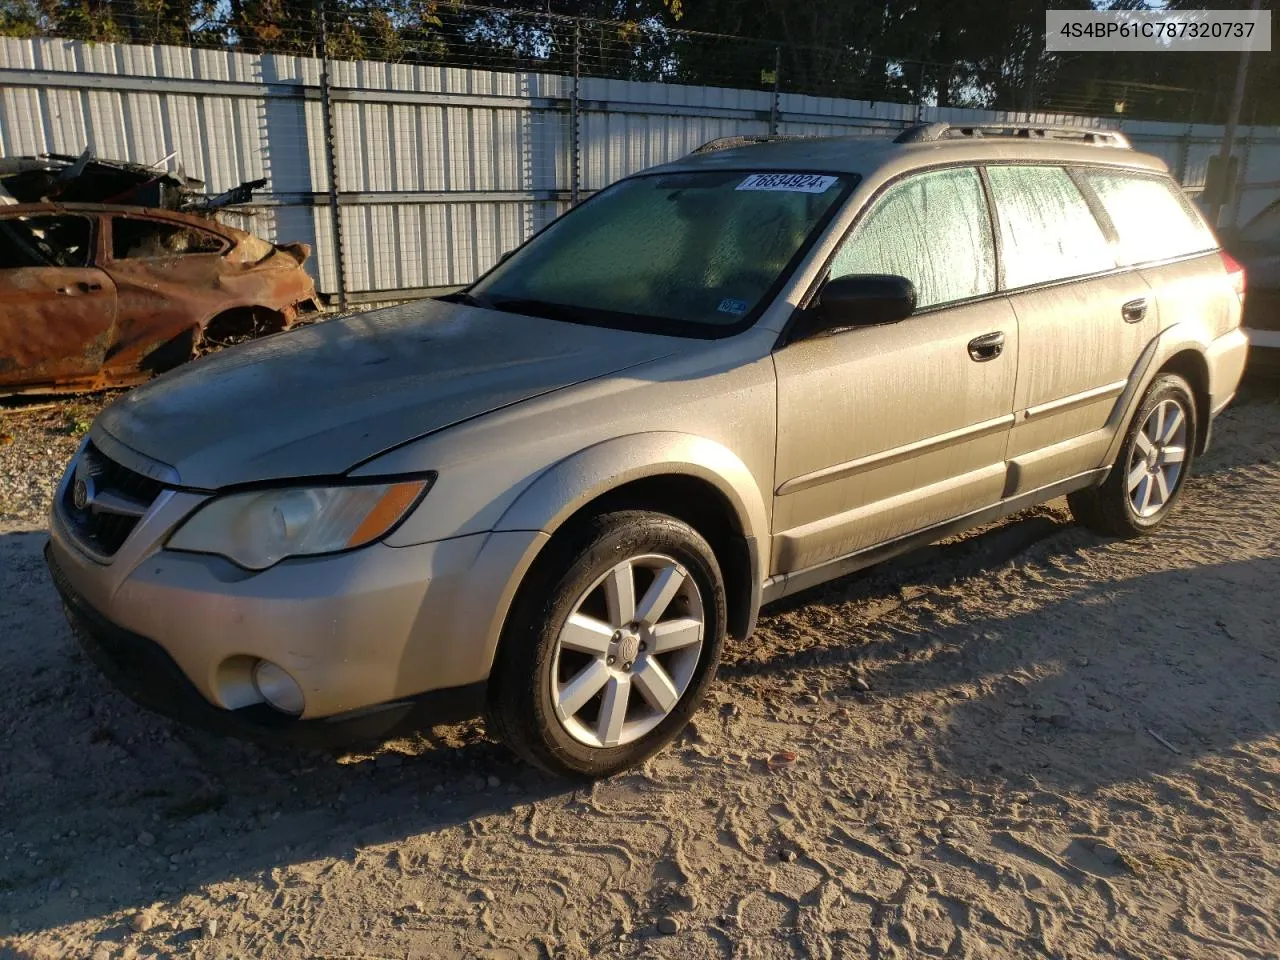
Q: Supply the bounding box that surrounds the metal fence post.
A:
[914,61,926,123]
[316,0,348,309]
[570,19,581,207]
[1230,125,1254,229]
[1175,126,1192,186]
[768,47,781,135]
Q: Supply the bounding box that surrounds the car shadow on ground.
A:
[748,546,1280,791]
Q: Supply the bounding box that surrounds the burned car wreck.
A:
[0,203,319,395]
[0,150,266,212]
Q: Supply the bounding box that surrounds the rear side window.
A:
[829,166,996,309]
[111,218,227,259]
[986,165,1115,289]
[1082,171,1216,264]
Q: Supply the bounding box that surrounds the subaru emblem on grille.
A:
[72,458,98,513]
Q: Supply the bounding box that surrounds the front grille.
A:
[61,441,167,557]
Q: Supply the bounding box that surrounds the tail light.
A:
[1221,250,1247,302]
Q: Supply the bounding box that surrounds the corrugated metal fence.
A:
[2,36,1277,302]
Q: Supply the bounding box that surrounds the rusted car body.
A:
[0,203,318,395]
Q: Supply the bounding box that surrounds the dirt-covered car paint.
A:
[0,203,318,396]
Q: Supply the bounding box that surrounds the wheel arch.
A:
[493,433,770,645]
[1105,338,1214,470]
[1156,349,1211,455]
[198,304,292,348]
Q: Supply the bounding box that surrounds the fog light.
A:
[253,660,304,716]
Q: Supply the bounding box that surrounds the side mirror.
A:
[795,273,916,340]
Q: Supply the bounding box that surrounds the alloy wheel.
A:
[549,553,704,748]
[1126,397,1189,519]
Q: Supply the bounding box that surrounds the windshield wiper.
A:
[483,297,585,324]
[435,290,485,307]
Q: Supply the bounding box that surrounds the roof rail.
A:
[690,134,816,155]
[894,122,1130,149]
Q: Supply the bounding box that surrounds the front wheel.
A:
[486,510,727,777]
[1068,373,1197,538]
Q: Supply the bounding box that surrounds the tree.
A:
[0,0,224,44]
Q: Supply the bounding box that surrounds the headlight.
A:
[167,477,432,570]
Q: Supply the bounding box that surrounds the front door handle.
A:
[1122,298,1148,323]
[968,331,1005,362]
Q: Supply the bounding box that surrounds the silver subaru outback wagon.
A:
[46,123,1248,776]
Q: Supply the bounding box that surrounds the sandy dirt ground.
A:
[1,377,1277,960]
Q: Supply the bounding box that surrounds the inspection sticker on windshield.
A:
[717,297,749,315]
[736,173,838,193]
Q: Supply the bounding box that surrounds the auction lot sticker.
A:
[737,173,839,193]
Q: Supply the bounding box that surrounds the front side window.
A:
[1082,170,1216,265]
[986,165,1115,289]
[0,215,92,269]
[829,166,996,309]
[111,218,227,260]
[465,170,854,336]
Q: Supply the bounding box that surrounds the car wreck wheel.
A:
[487,510,727,777]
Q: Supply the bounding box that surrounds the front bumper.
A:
[48,542,484,746]
[47,490,547,743]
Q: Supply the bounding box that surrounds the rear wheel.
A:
[486,510,726,777]
[1068,373,1197,538]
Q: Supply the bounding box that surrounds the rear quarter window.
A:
[1081,170,1217,265]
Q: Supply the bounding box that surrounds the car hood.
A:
[95,299,676,489]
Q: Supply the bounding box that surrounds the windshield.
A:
[461,170,854,337]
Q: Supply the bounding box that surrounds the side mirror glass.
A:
[795,273,916,340]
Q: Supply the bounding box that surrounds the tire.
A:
[486,510,727,777]
[1068,373,1198,538]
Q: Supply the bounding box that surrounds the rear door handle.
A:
[1122,298,1148,323]
[55,281,102,295]
[968,331,1005,362]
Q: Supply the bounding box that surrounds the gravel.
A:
[0,394,115,527]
